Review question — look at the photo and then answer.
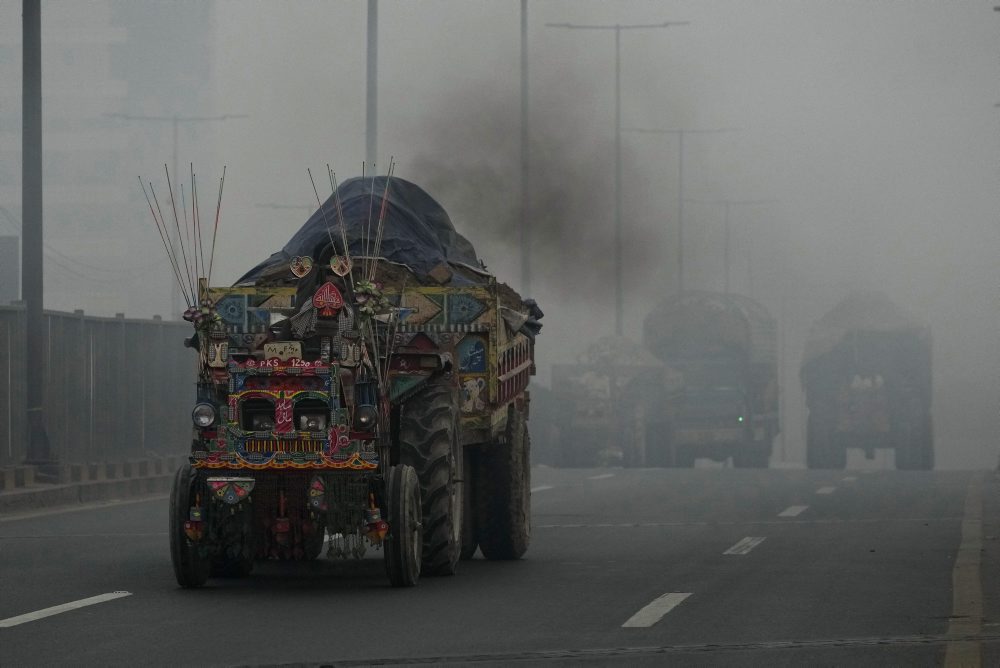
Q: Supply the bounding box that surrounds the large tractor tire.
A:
[733,445,770,469]
[478,404,530,560]
[169,464,210,588]
[806,414,846,470]
[399,378,463,576]
[645,421,671,467]
[896,415,934,471]
[384,465,422,587]
[460,445,479,560]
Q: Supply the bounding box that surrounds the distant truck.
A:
[551,337,664,467]
[170,176,540,588]
[801,292,932,470]
[642,291,779,468]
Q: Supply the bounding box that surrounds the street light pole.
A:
[366,0,378,166]
[22,0,50,464]
[546,20,688,336]
[106,112,247,316]
[623,127,735,294]
[520,0,530,295]
[685,198,776,294]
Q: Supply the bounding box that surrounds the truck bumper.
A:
[674,427,744,446]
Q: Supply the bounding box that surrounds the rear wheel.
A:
[169,464,210,588]
[460,445,479,560]
[645,421,674,467]
[896,415,934,471]
[478,404,530,560]
[400,378,462,576]
[733,443,770,469]
[806,414,846,469]
[384,465,422,587]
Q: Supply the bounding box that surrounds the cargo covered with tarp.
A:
[237,176,483,286]
[643,291,776,366]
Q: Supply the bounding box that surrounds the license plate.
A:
[264,341,302,361]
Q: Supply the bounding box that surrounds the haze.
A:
[0,0,996,469]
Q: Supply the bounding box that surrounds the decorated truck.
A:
[167,175,541,588]
[801,292,932,470]
[551,336,665,467]
[641,291,779,468]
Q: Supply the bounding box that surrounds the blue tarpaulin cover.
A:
[237,176,482,285]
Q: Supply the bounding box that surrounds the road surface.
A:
[2,465,999,666]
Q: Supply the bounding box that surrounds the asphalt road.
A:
[2,464,999,667]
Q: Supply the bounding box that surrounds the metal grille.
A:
[242,438,325,454]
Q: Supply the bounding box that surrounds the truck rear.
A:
[169,175,540,588]
[642,291,779,468]
[551,336,664,467]
[801,292,932,470]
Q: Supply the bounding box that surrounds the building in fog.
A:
[0,1,214,317]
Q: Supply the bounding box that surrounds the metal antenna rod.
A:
[105,112,247,316]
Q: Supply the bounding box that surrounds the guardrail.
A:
[0,304,193,466]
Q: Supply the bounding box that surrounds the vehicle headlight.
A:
[192,403,216,428]
[354,405,378,430]
[252,414,275,430]
[299,414,327,431]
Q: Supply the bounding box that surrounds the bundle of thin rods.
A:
[139,164,226,310]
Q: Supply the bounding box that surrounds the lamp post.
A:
[685,198,776,294]
[545,19,688,336]
[22,0,49,464]
[366,0,378,166]
[622,127,736,294]
[520,0,530,295]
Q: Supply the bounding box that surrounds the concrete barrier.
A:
[0,468,15,492]
[0,454,186,517]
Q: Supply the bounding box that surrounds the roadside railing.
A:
[0,303,193,466]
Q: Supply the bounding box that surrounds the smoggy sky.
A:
[1,0,998,466]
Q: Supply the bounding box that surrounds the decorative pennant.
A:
[313,281,345,317]
[290,256,314,278]
[330,255,353,277]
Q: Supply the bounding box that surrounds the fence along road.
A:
[0,304,192,466]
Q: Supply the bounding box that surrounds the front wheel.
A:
[384,465,422,587]
[806,414,846,470]
[169,464,210,588]
[399,378,463,576]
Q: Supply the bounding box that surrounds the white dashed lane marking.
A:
[816,486,837,495]
[622,592,692,628]
[531,485,554,493]
[841,476,858,482]
[587,473,615,480]
[0,592,132,628]
[723,536,766,555]
[778,505,808,517]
